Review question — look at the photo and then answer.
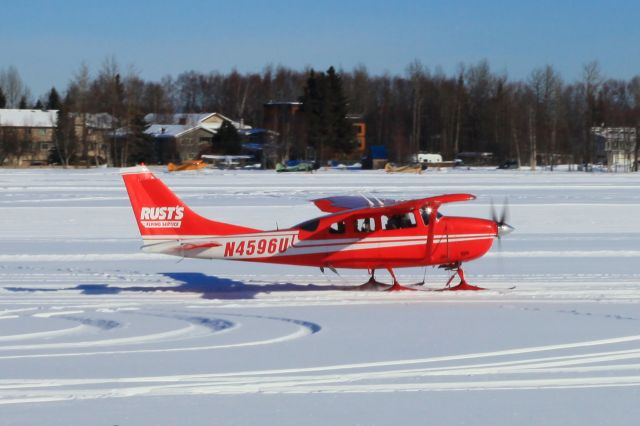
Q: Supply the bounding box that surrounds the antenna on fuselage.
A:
[359,193,375,207]
[369,193,385,206]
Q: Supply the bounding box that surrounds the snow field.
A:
[1,167,640,425]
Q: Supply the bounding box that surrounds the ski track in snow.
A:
[2,168,640,418]
[2,267,640,405]
[3,330,640,404]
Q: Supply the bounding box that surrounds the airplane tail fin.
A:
[120,165,259,240]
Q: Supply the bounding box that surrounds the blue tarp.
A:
[370,145,388,159]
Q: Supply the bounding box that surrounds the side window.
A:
[382,213,417,230]
[329,221,346,234]
[381,215,394,230]
[400,212,417,228]
[355,217,376,233]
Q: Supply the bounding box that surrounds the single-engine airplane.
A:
[201,154,254,169]
[121,165,514,291]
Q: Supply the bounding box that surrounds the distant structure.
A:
[71,113,114,166]
[591,127,638,172]
[0,109,58,166]
[347,114,367,153]
[0,109,117,166]
[455,151,495,166]
[144,113,251,163]
[262,101,306,161]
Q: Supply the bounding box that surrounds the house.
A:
[591,127,637,171]
[71,113,115,165]
[0,109,57,166]
[144,113,251,163]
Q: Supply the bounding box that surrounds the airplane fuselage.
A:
[141,215,497,270]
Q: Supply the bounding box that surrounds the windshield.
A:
[296,219,320,232]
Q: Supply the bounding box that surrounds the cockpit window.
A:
[420,208,443,225]
[297,219,319,232]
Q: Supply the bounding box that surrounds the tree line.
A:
[2,58,640,167]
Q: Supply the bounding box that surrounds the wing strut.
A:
[426,206,440,261]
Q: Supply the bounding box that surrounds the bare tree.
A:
[582,61,604,166]
[0,66,31,108]
[406,60,427,158]
[67,63,92,165]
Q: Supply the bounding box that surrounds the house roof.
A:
[144,124,215,138]
[591,127,637,139]
[144,112,251,132]
[0,109,58,128]
[144,113,211,126]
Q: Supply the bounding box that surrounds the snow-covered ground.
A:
[1,167,640,425]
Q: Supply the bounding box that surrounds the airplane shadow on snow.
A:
[6,272,345,300]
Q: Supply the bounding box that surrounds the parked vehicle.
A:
[498,160,519,170]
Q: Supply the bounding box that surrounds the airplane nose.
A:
[497,223,514,237]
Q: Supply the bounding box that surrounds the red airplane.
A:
[121,165,513,291]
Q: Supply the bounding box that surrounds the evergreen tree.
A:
[47,145,62,165]
[300,70,327,160]
[0,87,6,108]
[18,95,27,109]
[33,99,44,109]
[300,67,354,162]
[47,87,61,110]
[53,96,77,167]
[212,120,242,155]
[326,66,354,154]
[126,113,154,164]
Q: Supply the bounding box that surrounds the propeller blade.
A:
[490,198,498,223]
[500,198,510,225]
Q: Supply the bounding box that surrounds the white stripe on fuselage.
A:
[141,232,495,259]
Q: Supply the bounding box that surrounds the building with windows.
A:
[0,109,57,165]
[0,109,118,166]
[71,113,115,166]
[591,127,638,172]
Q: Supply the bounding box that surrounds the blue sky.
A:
[2,0,639,97]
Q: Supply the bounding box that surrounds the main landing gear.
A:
[353,268,419,292]
[352,263,484,292]
[385,267,418,292]
[439,262,484,291]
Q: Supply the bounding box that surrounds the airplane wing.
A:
[311,194,474,213]
[385,193,476,211]
[312,195,397,213]
[302,193,476,238]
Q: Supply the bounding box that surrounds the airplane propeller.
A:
[490,198,513,281]
[491,198,514,239]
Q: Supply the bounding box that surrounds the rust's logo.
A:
[140,206,184,228]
